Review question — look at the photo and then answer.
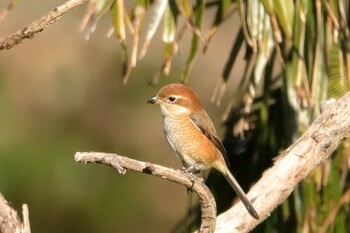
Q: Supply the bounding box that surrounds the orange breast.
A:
[163,115,223,169]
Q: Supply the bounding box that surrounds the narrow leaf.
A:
[181,0,205,83]
[111,0,126,40]
[80,0,115,40]
[162,2,178,76]
[140,0,168,58]
[111,0,128,80]
[273,0,294,40]
[236,0,254,48]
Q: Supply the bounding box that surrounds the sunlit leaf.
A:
[290,0,309,109]
[310,0,327,112]
[176,0,202,38]
[162,2,177,44]
[123,1,148,84]
[260,0,282,42]
[111,0,126,40]
[236,0,254,48]
[162,2,178,76]
[176,0,193,18]
[111,0,128,79]
[140,0,168,58]
[252,5,274,87]
[80,0,115,40]
[329,42,349,98]
[181,0,205,83]
[273,0,294,40]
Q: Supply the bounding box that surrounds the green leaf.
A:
[176,0,193,18]
[290,0,309,108]
[80,0,115,40]
[181,0,205,83]
[328,42,349,98]
[111,0,128,80]
[252,5,274,87]
[140,0,168,58]
[236,0,254,48]
[163,2,177,44]
[162,2,178,75]
[111,0,126,40]
[273,0,294,39]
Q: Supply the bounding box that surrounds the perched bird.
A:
[147,83,259,219]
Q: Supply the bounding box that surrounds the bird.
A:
[147,83,259,220]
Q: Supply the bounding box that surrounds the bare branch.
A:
[214,91,350,232]
[74,152,217,232]
[75,91,350,232]
[0,0,88,50]
[0,193,31,233]
[0,193,21,233]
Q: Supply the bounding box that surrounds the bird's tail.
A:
[222,166,259,220]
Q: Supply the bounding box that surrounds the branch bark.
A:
[0,193,31,233]
[213,93,350,232]
[74,152,217,232]
[0,0,88,50]
[74,92,350,233]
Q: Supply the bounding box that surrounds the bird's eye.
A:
[168,96,177,102]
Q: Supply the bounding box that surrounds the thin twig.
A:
[74,152,217,232]
[0,0,88,50]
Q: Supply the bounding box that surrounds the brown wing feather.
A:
[189,111,230,165]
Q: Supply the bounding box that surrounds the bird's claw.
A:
[181,168,205,192]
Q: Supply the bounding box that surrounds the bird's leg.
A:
[183,163,200,173]
[181,164,205,192]
[182,167,197,192]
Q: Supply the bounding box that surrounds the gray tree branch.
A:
[0,0,88,50]
[74,151,217,232]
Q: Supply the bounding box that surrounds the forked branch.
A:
[75,92,350,233]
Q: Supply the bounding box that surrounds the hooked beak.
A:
[147,96,160,104]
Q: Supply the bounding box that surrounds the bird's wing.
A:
[189,111,229,165]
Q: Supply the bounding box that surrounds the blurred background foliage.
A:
[0,0,349,233]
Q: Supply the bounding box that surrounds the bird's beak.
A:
[147,96,160,104]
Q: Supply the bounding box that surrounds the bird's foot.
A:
[181,166,205,192]
[182,164,200,174]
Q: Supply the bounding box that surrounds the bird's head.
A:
[147,84,203,117]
